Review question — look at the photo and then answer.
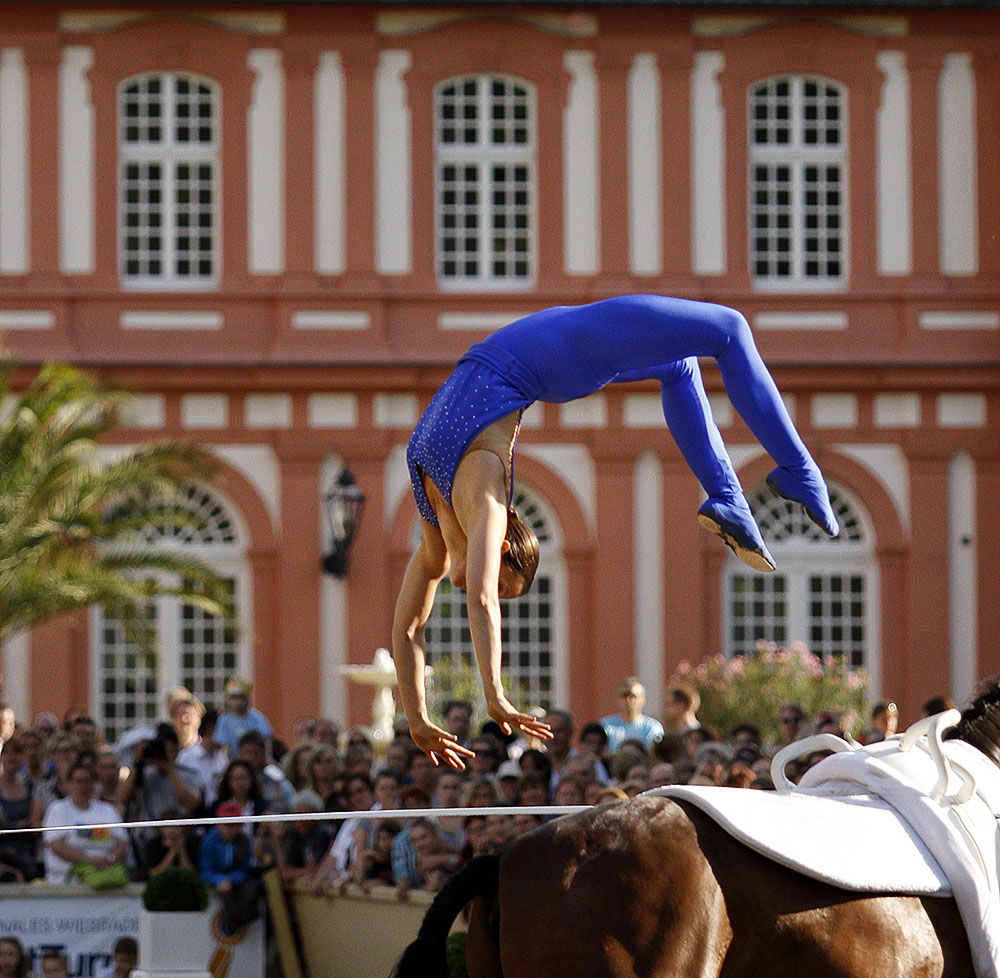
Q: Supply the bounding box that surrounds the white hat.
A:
[497,759,521,780]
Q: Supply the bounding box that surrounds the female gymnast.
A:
[392,295,838,768]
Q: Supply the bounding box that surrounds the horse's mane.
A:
[943,677,1000,765]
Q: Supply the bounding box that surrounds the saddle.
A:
[647,712,1000,978]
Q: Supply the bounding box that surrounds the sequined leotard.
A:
[407,294,818,528]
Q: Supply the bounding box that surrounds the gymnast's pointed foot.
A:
[697,497,775,573]
[766,464,840,537]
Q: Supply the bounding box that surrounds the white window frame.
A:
[722,483,881,693]
[89,485,251,742]
[119,72,221,292]
[748,74,849,293]
[435,74,536,292]
[417,486,566,710]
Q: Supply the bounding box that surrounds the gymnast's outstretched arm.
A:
[453,453,553,746]
[391,523,476,770]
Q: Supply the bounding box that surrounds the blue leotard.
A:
[407,295,817,528]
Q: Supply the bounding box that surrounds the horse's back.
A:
[486,795,976,978]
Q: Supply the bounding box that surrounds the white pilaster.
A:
[628,53,661,276]
[691,51,725,275]
[563,50,599,275]
[315,52,345,274]
[0,49,29,274]
[247,49,285,273]
[375,50,412,274]
[59,46,95,273]
[939,53,977,275]
[1,631,29,722]
[876,52,912,275]
[948,450,977,702]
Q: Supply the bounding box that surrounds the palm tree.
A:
[0,359,231,647]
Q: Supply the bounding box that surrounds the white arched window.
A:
[92,484,249,742]
[119,73,219,289]
[421,487,563,711]
[723,482,878,678]
[748,75,848,291]
[436,74,535,289]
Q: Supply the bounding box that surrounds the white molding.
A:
[315,52,346,274]
[623,393,664,428]
[376,11,597,37]
[121,311,222,330]
[919,311,998,330]
[122,394,166,429]
[876,51,912,275]
[628,54,661,276]
[939,54,977,276]
[836,443,910,534]
[214,444,281,531]
[0,48,29,274]
[60,46,95,274]
[873,392,921,429]
[691,51,726,275]
[247,49,285,274]
[375,50,412,275]
[520,443,596,532]
[1,631,29,721]
[0,310,54,329]
[559,394,607,429]
[811,393,858,428]
[59,12,285,33]
[180,394,228,429]
[292,310,370,330]
[754,311,848,330]
[308,393,358,428]
[437,311,521,331]
[373,393,419,429]
[563,50,599,275]
[244,393,293,430]
[937,393,986,429]
[948,450,977,703]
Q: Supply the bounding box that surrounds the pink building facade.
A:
[1,1,997,739]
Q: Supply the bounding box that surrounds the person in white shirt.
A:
[43,762,127,884]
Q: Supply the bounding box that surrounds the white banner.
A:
[0,890,264,978]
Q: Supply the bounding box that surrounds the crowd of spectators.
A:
[0,672,951,910]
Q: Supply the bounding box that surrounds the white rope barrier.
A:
[0,804,592,837]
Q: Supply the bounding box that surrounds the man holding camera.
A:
[121,723,203,873]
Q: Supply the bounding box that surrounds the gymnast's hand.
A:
[487,696,553,743]
[411,719,477,770]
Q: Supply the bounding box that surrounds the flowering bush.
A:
[671,641,870,747]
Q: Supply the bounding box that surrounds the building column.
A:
[658,38,694,280]
[339,39,378,282]
[907,46,943,281]
[660,454,706,681]
[589,440,636,720]
[273,438,324,738]
[283,38,319,282]
[904,443,952,704]
[22,35,62,283]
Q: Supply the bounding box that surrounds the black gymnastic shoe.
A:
[697,497,776,573]
[766,465,840,537]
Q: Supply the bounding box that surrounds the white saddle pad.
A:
[646,784,952,895]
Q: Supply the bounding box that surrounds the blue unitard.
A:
[407,295,834,542]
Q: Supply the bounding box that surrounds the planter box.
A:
[132,909,213,978]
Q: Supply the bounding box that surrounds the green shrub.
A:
[445,931,468,978]
[671,641,871,747]
[142,865,210,912]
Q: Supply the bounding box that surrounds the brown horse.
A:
[394,689,1000,978]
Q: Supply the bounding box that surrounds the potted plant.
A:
[134,866,213,978]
